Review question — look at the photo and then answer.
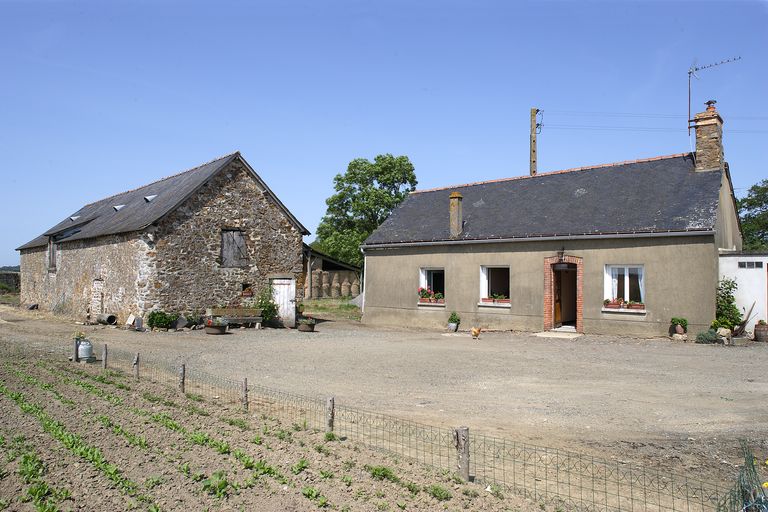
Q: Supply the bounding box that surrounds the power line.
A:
[545,124,768,134]
[545,110,768,121]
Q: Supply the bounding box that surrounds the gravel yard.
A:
[1,305,766,484]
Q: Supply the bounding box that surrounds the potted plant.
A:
[447,311,460,332]
[204,316,229,335]
[297,316,316,332]
[626,300,645,310]
[493,294,510,304]
[670,317,688,334]
[418,287,433,304]
[481,297,495,304]
[755,320,768,342]
[604,298,622,309]
[433,292,445,304]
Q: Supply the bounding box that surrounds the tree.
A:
[313,154,417,267]
[738,179,768,250]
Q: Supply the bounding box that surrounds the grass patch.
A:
[425,484,451,501]
[365,465,399,483]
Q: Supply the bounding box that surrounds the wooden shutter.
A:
[221,230,248,267]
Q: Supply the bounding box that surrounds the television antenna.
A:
[688,56,741,134]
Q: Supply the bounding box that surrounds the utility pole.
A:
[530,107,540,176]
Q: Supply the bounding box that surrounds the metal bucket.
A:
[77,339,93,360]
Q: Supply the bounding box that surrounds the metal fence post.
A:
[72,340,80,363]
[132,353,140,381]
[326,396,335,433]
[102,344,108,369]
[178,364,186,394]
[454,426,470,482]
[241,378,249,412]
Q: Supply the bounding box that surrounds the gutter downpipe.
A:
[360,230,715,250]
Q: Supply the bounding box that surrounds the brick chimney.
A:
[449,191,463,237]
[693,100,725,171]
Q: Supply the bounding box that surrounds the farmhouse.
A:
[361,102,742,336]
[17,152,309,326]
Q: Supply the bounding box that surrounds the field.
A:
[0,354,544,511]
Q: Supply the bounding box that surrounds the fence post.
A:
[72,340,80,363]
[132,353,140,381]
[178,364,186,394]
[102,344,108,369]
[241,378,249,412]
[326,396,335,433]
[454,426,470,482]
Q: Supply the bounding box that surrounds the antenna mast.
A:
[688,56,741,134]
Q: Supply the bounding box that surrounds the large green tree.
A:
[313,154,417,267]
[738,179,768,250]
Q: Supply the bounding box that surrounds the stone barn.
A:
[17,152,309,325]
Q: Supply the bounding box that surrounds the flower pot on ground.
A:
[297,316,316,332]
[447,312,460,332]
[205,317,228,335]
[670,317,688,335]
[755,321,768,342]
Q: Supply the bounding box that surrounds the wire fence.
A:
[1,338,764,512]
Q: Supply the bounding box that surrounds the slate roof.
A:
[18,152,309,250]
[363,153,723,247]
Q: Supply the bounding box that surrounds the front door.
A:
[553,271,562,328]
[271,278,296,328]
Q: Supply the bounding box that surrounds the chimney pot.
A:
[693,100,725,172]
[449,191,463,238]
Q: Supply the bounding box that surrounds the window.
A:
[47,238,57,271]
[480,266,510,299]
[221,229,248,267]
[738,261,764,269]
[419,268,445,296]
[604,265,644,303]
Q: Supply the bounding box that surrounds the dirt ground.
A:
[1,305,766,486]
[1,354,543,511]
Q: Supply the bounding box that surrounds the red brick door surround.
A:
[543,255,583,332]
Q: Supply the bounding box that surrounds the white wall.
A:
[719,255,768,332]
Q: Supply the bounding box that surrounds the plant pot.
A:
[604,303,621,309]
[419,298,431,303]
[481,298,495,304]
[297,323,315,332]
[435,299,445,304]
[495,299,510,304]
[628,304,645,310]
[205,325,227,335]
[755,324,768,342]
[674,324,685,335]
[447,322,458,332]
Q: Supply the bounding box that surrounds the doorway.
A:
[553,263,577,329]
[270,278,296,328]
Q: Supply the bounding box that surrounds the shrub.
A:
[670,317,688,332]
[0,283,14,293]
[696,329,720,344]
[448,312,460,324]
[714,278,742,330]
[147,311,178,329]
[256,287,279,324]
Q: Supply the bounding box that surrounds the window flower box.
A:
[495,298,511,305]
[603,300,622,309]
[435,298,445,304]
[626,302,645,310]
[481,297,495,304]
[419,298,432,304]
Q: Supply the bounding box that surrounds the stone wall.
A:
[0,272,20,292]
[19,233,149,321]
[148,159,304,314]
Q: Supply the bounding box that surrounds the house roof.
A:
[363,153,723,247]
[18,152,309,250]
[303,243,361,272]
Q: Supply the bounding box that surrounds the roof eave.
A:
[361,229,715,250]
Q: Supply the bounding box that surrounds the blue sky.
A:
[1,0,766,265]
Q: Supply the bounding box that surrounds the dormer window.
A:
[113,204,126,211]
[70,216,80,221]
[144,195,157,203]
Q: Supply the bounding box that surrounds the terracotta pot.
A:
[436,299,445,304]
[604,303,621,309]
[297,323,315,332]
[205,325,227,335]
[481,298,495,303]
[628,304,645,310]
[675,324,685,335]
[496,299,511,304]
[419,298,430,303]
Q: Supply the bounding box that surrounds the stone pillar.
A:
[331,273,340,298]
[341,278,351,297]
[351,278,360,297]
[321,271,330,298]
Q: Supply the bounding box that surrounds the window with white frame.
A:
[480,266,510,299]
[419,268,445,296]
[604,265,644,303]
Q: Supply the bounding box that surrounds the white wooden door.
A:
[271,278,296,328]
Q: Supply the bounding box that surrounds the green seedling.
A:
[202,471,232,498]
[252,434,263,445]
[341,475,353,487]
[425,484,452,501]
[462,488,479,498]
[319,470,334,480]
[365,465,399,483]
[324,432,337,442]
[224,417,249,430]
[291,458,309,475]
[314,444,330,456]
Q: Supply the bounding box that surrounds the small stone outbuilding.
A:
[17,152,309,326]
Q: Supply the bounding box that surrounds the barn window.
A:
[221,229,248,267]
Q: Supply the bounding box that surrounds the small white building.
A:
[719,252,768,332]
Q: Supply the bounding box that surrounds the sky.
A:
[1,0,766,265]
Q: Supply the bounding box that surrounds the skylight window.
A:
[113,204,126,211]
[70,216,81,221]
[144,195,157,203]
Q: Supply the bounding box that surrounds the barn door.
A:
[271,278,296,328]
